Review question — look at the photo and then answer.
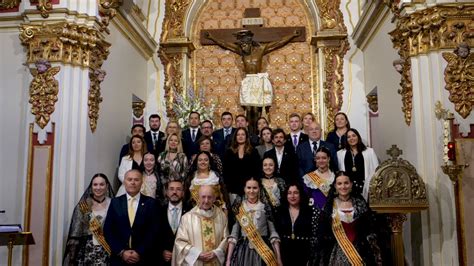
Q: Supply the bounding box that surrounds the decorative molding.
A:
[0,0,20,10]
[442,43,473,119]
[160,0,192,42]
[37,0,53,18]
[98,0,122,34]
[19,22,111,70]
[369,145,429,212]
[29,59,60,129]
[112,8,158,59]
[352,0,389,50]
[315,0,348,32]
[88,69,105,133]
[388,4,474,126]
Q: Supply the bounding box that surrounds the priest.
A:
[172,185,228,266]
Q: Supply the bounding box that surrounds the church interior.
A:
[0,0,473,265]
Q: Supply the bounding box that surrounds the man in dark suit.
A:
[296,122,338,178]
[158,180,190,266]
[285,113,308,152]
[235,114,259,147]
[264,128,298,183]
[182,111,202,159]
[119,124,146,164]
[212,112,235,159]
[144,114,165,157]
[104,169,158,265]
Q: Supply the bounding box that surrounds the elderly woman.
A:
[336,128,379,200]
[157,132,189,184]
[311,172,382,265]
[327,112,350,151]
[227,177,283,266]
[185,151,229,211]
[117,135,147,196]
[63,174,114,265]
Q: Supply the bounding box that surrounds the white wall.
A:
[0,28,30,264]
[84,23,149,191]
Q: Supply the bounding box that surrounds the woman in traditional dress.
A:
[260,157,286,218]
[255,127,274,159]
[302,146,335,209]
[185,151,229,211]
[327,112,350,151]
[117,135,147,196]
[140,152,165,204]
[157,132,189,183]
[276,182,320,266]
[312,172,382,266]
[63,173,114,265]
[190,135,223,177]
[336,128,379,199]
[302,112,316,135]
[223,127,260,198]
[227,177,283,266]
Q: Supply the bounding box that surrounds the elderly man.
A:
[104,169,158,265]
[296,122,337,178]
[172,185,228,266]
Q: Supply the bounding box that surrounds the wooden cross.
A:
[200,8,306,45]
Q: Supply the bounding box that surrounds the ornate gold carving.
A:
[37,0,53,18]
[160,0,192,42]
[369,145,429,212]
[98,0,123,34]
[0,0,20,9]
[367,94,378,113]
[88,69,105,133]
[19,22,111,70]
[316,0,348,32]
[442,43,474,119]
[132,101,146,118]
[387,213,407,233]
[389,4,474,125]
[321,40,350,133]
[158,50,183,118]
[29,59,60,129]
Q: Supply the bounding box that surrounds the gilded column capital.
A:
[160,0,192,42]
[19,22,111,70]
[389,4,474,125]
[98,0,123,34]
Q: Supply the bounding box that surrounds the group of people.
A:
[64,111,383,265]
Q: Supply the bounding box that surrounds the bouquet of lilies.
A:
[173,86,216,128]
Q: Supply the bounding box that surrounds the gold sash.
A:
[200,216,217,266]
[331,202,363,266]
[307,172,330,197]
[79,201,111,255]
[236,205,278,266]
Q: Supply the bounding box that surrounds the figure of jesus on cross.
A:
[204,29,301,120]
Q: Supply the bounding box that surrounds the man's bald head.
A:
[198,185,216,210]
[307,122,322,141]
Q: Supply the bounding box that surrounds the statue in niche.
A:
[205,29,300,121]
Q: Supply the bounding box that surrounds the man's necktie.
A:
[312,141,318,156]
[293,134,298,147]
[224,128,230,139]
[128,196,136,248]
[153,132,158,147]
[191,129,196,142]
[171,207,179,233]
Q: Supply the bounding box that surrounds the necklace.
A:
[289,207,299,239]
[92,196,106,203]
[338,196,351,202]
[350,150,357,172]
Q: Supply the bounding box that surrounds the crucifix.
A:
[200,8,306,132]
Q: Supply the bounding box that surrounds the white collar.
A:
[290,130,301,136]
[126,192,141,201]
[168,201,183,211]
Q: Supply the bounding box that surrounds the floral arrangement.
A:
[173,86,216,128]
